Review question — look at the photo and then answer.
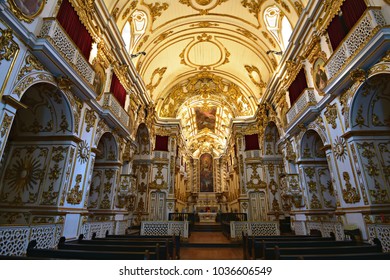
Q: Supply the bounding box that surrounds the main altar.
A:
[198,212,217,223]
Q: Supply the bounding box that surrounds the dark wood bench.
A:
[58,237,170,259]
[251,239,357,259]
[279,252,390,260]
[26,240,156,260]
[74,234,179,259]
[268,243,382,260]
[242,233,335,259]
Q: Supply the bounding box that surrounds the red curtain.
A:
[327,14,346,51]
[341,0,367,31]
[110,73,127,108]
[57,0,92,59]
[245,134,260,151]
[288,68,308,105]
[155,135,169,151]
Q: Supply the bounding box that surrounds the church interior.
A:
[0,0,390,260]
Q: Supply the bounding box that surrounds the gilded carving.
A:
[241,0,266,20]
[1,113,13,137]
[294,1,303,15]
[272,197,280,212]
[77,140,90,164]
[0,27,19,64]
[246,163,267,190]
[144,2,169,24]
[310,193,321,209]
[261,31,276,48]
[324,104,338,129]
[304,167,315,179]
[146,67,167,97]
[84,109,96,132]
[236,28,257,42]
[285,141,296,161]
[350,68,366,83]
[17,54,45,81]
[355,105,365,127]
[333,136,346,162]
[244,65,266,88]
[342,172,361,204]
[66,174,83,205]
[179,0,228,15]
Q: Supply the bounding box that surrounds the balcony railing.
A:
[286,88,316,124]
[39,18,95,85]
[326,7,387,79]
[102,92,130,127]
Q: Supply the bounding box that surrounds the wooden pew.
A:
[58,237,169,260]
[74,234,179,259]
[242,232,335,260]
[269,243,382,260]
[26,240,156,260]
[253,239,357,259]
[279,252,390,260]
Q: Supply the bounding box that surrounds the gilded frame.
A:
[8,0,45,23]
[312,55,328,94]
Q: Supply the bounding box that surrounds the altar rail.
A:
[0,223,63,256]
[39,18,95,85]
[367,224,390,252]
[230,221,280,240]
[292,220,344,241]
[81,221,116,239]
[141,221,189,239]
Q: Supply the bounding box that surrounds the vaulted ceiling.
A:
[103,0,306,156]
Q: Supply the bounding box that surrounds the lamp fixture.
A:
[130,51,146,58]
[266,50,283,55]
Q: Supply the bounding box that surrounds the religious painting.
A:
[313,57,328,92]
[200,153,213,192]
[195,107,216,131]
[93,62,106,98]
[9,0,44,22]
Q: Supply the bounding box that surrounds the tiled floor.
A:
[180,232,243,260]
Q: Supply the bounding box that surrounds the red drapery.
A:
[56,0,93,59]
[245,134,260,151]
[341,0,367,31]
[327,0,367,51]
[288,68,308,106]
[154,135,169,151]
[110,73,127,108]
[327,14,346,50]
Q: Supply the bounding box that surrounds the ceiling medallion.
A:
[180,33,230,70]
[179,0,228,15]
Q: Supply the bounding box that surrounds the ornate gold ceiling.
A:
[104,0,305,156]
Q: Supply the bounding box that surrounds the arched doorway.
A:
[348,74,390,204]
[0,82,74,225]
[298,130,336,213]
[88,132,120,211]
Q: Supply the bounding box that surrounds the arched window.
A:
[264,6,293,50]
[121,10,148,53]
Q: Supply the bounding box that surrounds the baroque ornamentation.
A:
[66,174,83,205]
[244,65,266,88]
[1,113,13,137]
[342,172,361,204]
[324,104,338,129]
[333,136,347,162]
[179,0,228,15]
[144,2,169,24]
[0,27,19,64]
[146,67,167,97]
[17,54,45,81]
[84,109,96,132]
[77,140,90,164]
[7,0,45,23]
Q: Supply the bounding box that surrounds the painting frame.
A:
[8,0,45,23]
[312,56,328,94]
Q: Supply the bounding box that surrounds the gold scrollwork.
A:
[0,27,19,63]
[324,104,338,129]
[66,174,83,205]
[342,172,361,204]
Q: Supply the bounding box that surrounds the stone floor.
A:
[180,232,243,260]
